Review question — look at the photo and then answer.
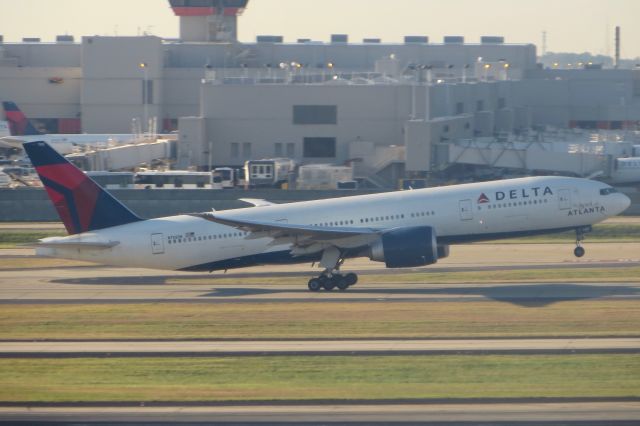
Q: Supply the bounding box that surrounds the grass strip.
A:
[484,223,640,243]
[0,258,96,270]
[0,355,637,402]
[1,300,638,340]
[0,230,65,248]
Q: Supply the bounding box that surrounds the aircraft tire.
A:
[308,278,322,292]
[322,279,336,291]
[336,276,349,291]
[574,246,585,258]
[344,273,358,286]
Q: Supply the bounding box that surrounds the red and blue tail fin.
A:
[23,141,143,235]
[2,101,42,136]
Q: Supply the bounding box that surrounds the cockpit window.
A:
[600,188,618,195]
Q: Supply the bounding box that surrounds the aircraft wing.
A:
[191,212,379,248]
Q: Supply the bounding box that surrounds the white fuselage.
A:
[1,134,139,155]
[610,157,640,184]
[37,176,631,271]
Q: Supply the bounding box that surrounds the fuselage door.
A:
[558,189,572,210]
[151,233,165,255]
[459,199,473,221]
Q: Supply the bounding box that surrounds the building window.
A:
[274,143,283,157]
[293,105,337,125]
[242,142,252,158]
[456,102,464,114]
[498,97,506,109]
[286,142,295,157]
[231,143,239,158]
[142,80,153,104]
[303,137,336,158]
[476,100,484,111]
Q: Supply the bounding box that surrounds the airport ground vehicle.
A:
[244,158,295,188]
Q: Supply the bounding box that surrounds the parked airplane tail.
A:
[23,141,143,235]
[2,101,42,136]
[0,120,10,138]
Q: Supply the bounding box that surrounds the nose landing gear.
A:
[573,226,591,258]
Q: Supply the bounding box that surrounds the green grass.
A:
[485,223,640,243]
[0,355,637,402]
[0,230,65,248]
[0,257,95,269]
[2,300,638,340]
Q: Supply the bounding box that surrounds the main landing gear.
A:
[308,272,358,292]
[573,226,591,258]
[307,246,358,292]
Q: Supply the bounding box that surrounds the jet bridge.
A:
[66,139,174,171]
[443,138,614,178]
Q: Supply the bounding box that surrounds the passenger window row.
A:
[168,232,248,244]
[483,199,549,210]
[310,211,437,228]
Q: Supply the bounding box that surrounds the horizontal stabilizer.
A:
[36,240,119,250]
[239,198,276,207]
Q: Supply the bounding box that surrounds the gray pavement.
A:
[1,338,638,357]
[1,270,640,304]
[2,245,640,305]
[1,402,639,424]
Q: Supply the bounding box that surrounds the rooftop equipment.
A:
[404,36,428,44]
[257,35,283,43]
[480,36,505,44]
[56,35,74,43]
[331,34,348,43]
[615,26,621,69]
[444,36,464,44]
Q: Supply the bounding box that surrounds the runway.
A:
[1,337,638,357]
[2,276,639,304]
[1,402,639,424]
[1,250,640,304]
[1,242,639,424]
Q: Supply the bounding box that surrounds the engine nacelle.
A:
[437,244,450,259]
[369,226,438,268]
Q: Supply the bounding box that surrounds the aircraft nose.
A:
[617,193,631,214]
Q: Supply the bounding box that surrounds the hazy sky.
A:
[0,0,638,58]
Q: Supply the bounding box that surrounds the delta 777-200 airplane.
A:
[24,141,631,292]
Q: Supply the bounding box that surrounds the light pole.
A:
[139,62,148,135]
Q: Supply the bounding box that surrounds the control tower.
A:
[169,0,249,42]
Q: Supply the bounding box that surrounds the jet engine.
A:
[369,226,438,268]
[437,244,450,259]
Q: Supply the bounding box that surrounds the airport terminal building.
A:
[1,0,639,181]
